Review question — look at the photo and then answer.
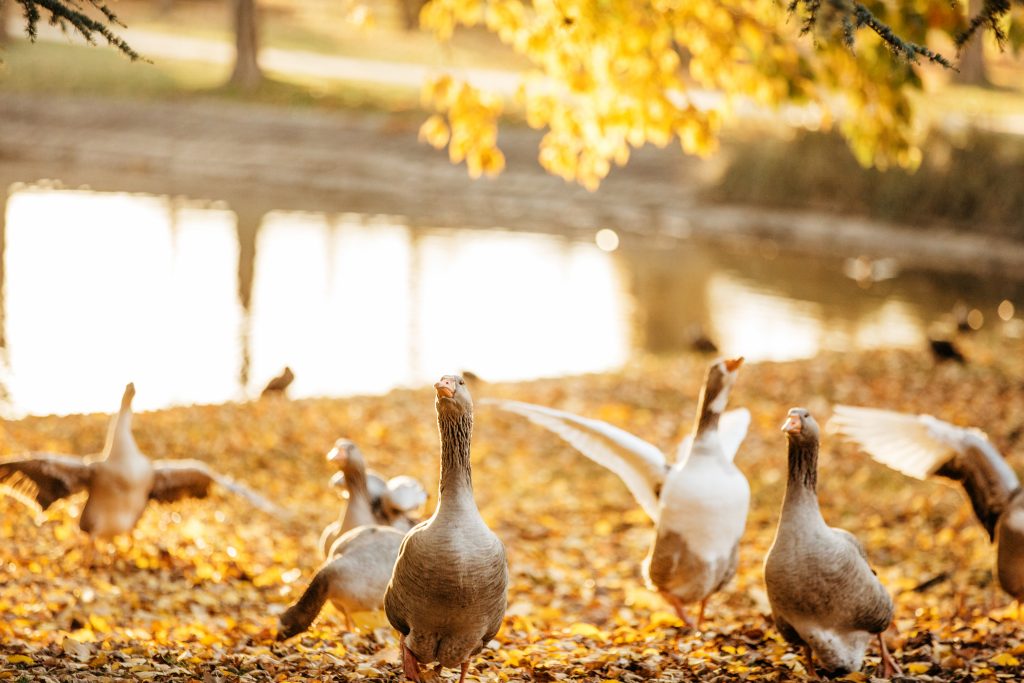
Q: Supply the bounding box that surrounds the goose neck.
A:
[437,411,476,511]
[782,438,820,512]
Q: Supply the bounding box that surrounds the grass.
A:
[0,40,423,113]
[114,0,527,70]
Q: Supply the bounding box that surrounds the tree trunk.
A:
[228,0,262,90]
[0,0,11,45]
[398,0,427,31]
[954,0,990,87]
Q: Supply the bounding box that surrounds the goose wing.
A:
[150,460,280,514]
[675,408,751,464]
[382,475,428,513]
[831,405,1020,537]
[0,453,93,510]
[484,398,667,521]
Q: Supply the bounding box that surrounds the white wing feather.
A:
[674,409,750,463]
[383,475,428,512]
[829,405,976,479]
[483,398,667,522]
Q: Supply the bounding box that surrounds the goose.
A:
[318,439,426,559]
[765,408,900,678]
[384,374,508,683]
[830,405,1024,605]
[278,524,404,639]
[0,383,277,540]
[261,366,295,397]
[486,358,749,628]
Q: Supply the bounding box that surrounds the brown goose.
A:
[765,408,900,678]
[319,439,426,559]
[384,375,508,683]
[486,358,749,628]
[278,524,404,639]
[831,405,1024,605]
[0,383,277,539]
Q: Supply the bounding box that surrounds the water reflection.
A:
[2,188,630,415]
[2,184,1022,416]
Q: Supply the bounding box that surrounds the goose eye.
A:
[459,379,465,385]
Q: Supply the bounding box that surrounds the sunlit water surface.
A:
[2,186,1021,416]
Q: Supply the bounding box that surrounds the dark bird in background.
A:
[685,324,719,354]
[929,338,966,364]
[261,366,295,397]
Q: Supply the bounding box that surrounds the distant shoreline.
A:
[2,91,1022,279]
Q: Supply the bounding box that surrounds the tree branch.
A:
[14,0,140,60]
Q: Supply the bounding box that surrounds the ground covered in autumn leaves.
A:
[2,336,1023,682]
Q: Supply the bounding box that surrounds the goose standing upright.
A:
[830,405,1024,604]
[764,408,900,678]
[487,358,749,628]
[0,383,277,540]
[319,439,426,558]
[384,374,508,683]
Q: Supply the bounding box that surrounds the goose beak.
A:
[781,414,802,434]
[326,443,348,465]
[724,357,744,372]
[435,378,456,399]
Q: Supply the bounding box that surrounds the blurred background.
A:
[1,0,1023,417]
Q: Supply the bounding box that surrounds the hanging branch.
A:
[956,0,1015,47]
[789,0,954,68]
[14,0,140,60]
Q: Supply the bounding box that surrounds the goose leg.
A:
[400,635,422,683]
[802,645,819,681]
[458,661,469,683]
[341,607,353,632]
[877,632,902,678]
[662,593,696,629]
[696,598,707,630]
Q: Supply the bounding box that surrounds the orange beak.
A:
[724,357,744,372]
[781,414,802,434]
[435,378,455,399]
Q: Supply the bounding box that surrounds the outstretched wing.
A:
[484,398,667,521]
[830,405,1020,538]
[829,405,975,479]
[151,460,281,515]
[383,475,428,514]
[0,453,93,510]
[676,408,751,463]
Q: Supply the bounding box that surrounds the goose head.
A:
[327,439,367,473]
[702,357,744,414]
[781,408,820,445]
[435,374,473,418]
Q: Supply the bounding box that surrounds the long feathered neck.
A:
[104,404,140,464]
[782,437,820,511]
[691,379,725,444]
[437,410,475,511]
[340,455,374,529]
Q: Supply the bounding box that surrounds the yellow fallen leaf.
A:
[905,662,931,674]
[991,652,1021,667]
[6,655,34,665]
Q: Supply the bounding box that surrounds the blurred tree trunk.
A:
[0,0,11,44]
[954,0,990,86]
[398,0,427,30]
[229,0,262,90]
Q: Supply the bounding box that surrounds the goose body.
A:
[0,383,277,539]
[831,405,1024,602]
[765,408,899,677]
[384,375,508,683]
[278,525,404,639]
[488,358,749,626]
[318,439,426,559]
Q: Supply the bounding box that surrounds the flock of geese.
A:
[0,362,1022,681]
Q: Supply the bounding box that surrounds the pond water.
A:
[2,183,1022,417]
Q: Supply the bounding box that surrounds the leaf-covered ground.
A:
[1,336,1023,682]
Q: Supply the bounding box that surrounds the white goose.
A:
[830,405,1024,605]
[0,383,277,541]
[487,358,750,627]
